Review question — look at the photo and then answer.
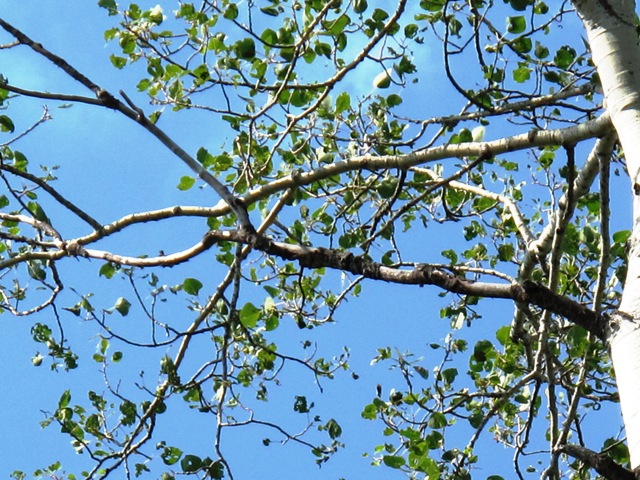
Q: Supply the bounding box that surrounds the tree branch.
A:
[558,444,635,480]
[200,114,613,219]
[202,229,607,339]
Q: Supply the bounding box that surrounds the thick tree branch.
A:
[201,230,607,339]
[558,444,635,480]
[201,115,613,219]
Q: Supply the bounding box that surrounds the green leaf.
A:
[373,69,392,88]
[325,418,342,439]
[335,92,351,114]
[509,0,530,10]
[98,0,118,15]
[114,297,131,316]
[554,46,576,69]
[177,176,196,191]
[223,4,238,20]
[119,399,137,425]
[197,146,214,165]
[239,302,261,328]
[161,446,183,466]
[181,454,202,473]
[212,154,233,171]
[507,16,526,34]
[361,403,377,420]
[325,14,350,36]
[207,461,225,479]
[99,262,117,279]
[27,261,46,281]
[497,244,515,261]
[613,230,631,244]
[13,150,28,169]
[420,0,445,11]
[440,367,458,385]
[294,395,310,413]
[534,1,549,14]
[512,36,532,53]
[261,28,277,44]
[354,0,368,13]
[386,94,403,107]
[260,6,281,16]
[32,353,44,366]
[234,38,256,59]
[534,42,549,59]
[404,23,418,38]
[383,455,406,468]
[265,314,279,331]
[377,177,399,198]
[183,278,203,296]
[27,201,49,223]
[58,390,71,409]
[0,115,15,133]
[428,412,447,428]
[109,54,127,69]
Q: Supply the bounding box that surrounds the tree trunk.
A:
[574,0,640,470]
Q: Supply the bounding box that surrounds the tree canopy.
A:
[0,1,637,479]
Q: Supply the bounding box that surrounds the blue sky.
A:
[0,4,447,478]
[0,2,632,479]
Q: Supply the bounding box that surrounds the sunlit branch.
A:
[233,114,612,216]
[69,237,218,267]
[0,212,62,240]
[594,140,611,312]
[412,162,535,246]
[0,117,612,263]
[0,83,106,107]
[541,145,578,474]
[509,131,617,340]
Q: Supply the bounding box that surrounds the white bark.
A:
[574,0,640,469]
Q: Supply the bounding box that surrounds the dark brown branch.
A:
[558,444,635,480]
[205,230,607,339]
